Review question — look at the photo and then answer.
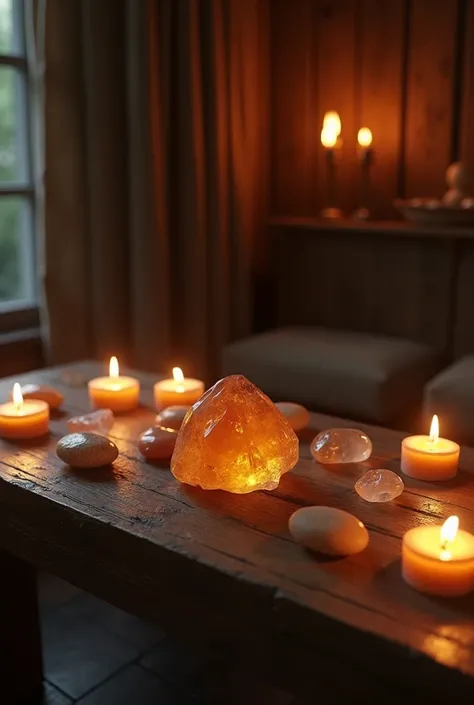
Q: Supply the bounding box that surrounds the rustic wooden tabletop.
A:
[1,361,473,704]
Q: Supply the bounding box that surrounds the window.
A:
[0,0,35,314]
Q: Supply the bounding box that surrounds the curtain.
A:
[43,0,269,383]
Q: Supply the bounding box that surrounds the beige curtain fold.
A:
[44,0,269,382]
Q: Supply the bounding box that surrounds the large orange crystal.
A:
[171,375,299,493]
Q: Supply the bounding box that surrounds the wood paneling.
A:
[461,0,474,182]
[315,0,357,214]
[404,0,459,197]
[273,218,464,352]
[358,0,406,216]
[271,0,468,216]
[270,0,317,215]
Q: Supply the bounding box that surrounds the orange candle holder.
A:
[0,383,49,439]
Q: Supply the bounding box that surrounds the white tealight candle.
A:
[402,516,474,597]
[401,415,459,481]
[88,356,140,412]
[0,383,49,439]
[154,367,204,410]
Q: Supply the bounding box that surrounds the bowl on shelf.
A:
[395,198,474,226]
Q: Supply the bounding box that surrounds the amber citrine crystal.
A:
[171,375,299,493]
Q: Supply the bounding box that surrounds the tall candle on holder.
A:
[401,415,460,481]
[0,383,49,439]
[154,367,205,410]
[354,127,373,220]
[88,356,140,412]
[320,111,342,219]
[403,516,474,597]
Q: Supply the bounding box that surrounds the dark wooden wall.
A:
[271,0,473,219]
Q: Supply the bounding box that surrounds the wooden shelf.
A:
[270,216,474,240]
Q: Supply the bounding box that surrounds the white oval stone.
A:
[355,469,404,503]
[14,384,64,410]
[57,433,118,468]
[276,402,310,431]
[311,428,372,464]
[289,506,369,556]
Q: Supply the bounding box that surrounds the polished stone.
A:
[171,375,299,493]
[57,433,119,468]
[138,426,177,460]
[275,402,310,432]
[289,506,369,556]
[155,405,191,431]
[311,428,372,464]
[67,409,115,435]
[355,469,404,503]
[15,384,64,410]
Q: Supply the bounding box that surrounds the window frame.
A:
[0,0,39,332]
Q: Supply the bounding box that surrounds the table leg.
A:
[0,551,43,704]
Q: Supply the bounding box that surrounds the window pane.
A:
[0,197,34,305]
[0,66,28,183]
[0,0,23,55]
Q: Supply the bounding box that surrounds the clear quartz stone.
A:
[311,428,372,464]
[355,469,404,503]
[67,409,115,435]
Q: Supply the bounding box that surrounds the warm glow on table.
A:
[88,356,140,412]
[0,383,49,439]
[401,415,459,481]
[402,516,474,596]
[154,367,205,410]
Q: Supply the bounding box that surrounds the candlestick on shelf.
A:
[402,515,474,597]
[0,383,49,439]
[88,356,140,412]
[354,127,373,220]
[154,367,205,410]
[320,111,343,219]
[401,414,460,481]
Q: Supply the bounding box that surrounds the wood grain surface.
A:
[1,362,474,702]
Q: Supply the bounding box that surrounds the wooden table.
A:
[1,362,474,704]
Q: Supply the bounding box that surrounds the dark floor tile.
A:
[76,665,190,705]
[70,592,165,651]
[41,681,73,704]
[42,599,141,700]
[140,637,224,700]
[38,573,83,613]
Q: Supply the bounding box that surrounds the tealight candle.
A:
[88,356,140,412]
[0,383,49,439]
[154,367,204,410]
[401,415,459,481]
[402,516,474,597]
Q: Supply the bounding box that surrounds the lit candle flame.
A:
[323,111,341,136]
[357,127,372,148]
[440,515,459,559]
[429,414,439,444]
[109,356,119,378]
[12,383,23,413]
[173,367,185,393]
[321,127,337,149]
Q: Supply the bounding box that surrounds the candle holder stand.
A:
[353,148,373,220]
[320,142,343,219]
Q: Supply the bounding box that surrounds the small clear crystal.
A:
[67,409,115,436]
[355,469,404,503]
[311,428,372,464]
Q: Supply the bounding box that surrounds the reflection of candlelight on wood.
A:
[320,111,342,219]
[354,127,373,220]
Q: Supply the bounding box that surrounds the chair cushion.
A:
[223,327,441,424]
[424,356,474,444]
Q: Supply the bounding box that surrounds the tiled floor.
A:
[38,573,301,704]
